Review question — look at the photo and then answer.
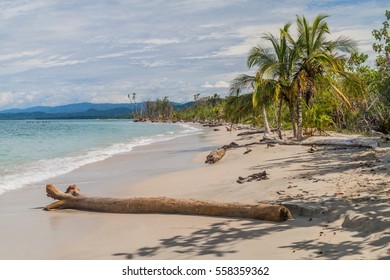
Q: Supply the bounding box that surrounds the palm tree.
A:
[292,14,357,140]
[247,23,298,138]
[229,74,271,133]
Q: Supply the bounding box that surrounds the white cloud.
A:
[0,50,44,61]
[0,0,54,19]
[142,38,181,45]
[0,92,14,107]
[0,0,388,110]
[202,81,230,88]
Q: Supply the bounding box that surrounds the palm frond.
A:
[330,83,352,109]
[229,74,255,96]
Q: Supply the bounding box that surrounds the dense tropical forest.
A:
[145,11,390,139]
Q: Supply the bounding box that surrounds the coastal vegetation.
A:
[174,11,390,137]
[1,12,389,138]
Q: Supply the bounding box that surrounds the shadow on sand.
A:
[113,143,389,260]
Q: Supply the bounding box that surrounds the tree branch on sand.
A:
[264,136,379,149]
[44,184,292,222]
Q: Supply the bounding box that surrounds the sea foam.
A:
[0,120,202,195]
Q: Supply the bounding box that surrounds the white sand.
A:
[0,126,388,259]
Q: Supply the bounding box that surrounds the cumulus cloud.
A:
[202,81,230,88]
[0,0,388,110]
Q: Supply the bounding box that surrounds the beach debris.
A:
[308,145,318,153]
[221,142,240,150]
[243,148,252,155]
[43,184,292,222]
[205,148,226,164]
[205,142,240,164]
[267,143,276,148]
[237,128,280,137]
[237,130,264,136]
[265,136,379,149]
[236,171,269,184]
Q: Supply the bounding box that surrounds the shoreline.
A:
[0,126,389,259]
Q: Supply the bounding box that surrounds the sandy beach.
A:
[0,125,389,260]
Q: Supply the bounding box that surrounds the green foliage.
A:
[144,96,173,121]
[302,101,334,135]
[175,94,225,122]
[169,11,390,135]
[372,10,390,54]
[224,94,259,125]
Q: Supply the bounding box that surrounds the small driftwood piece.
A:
[44,184,292,222]
[221,142,239,150]
[205,142,240,164]
[237,171,269,184]
[205,148,226,164]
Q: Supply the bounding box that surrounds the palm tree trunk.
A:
[296,90,303,141]
[261,105,271,134]
[288,100,297,138]
[276,98,283,139]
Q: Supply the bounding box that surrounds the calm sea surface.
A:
[0,119,201,195]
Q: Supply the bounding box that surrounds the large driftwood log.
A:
[44,184,292,222]
[265,136,379,149]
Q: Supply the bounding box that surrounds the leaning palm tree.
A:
[292,14,357,140]
[247,23,299,138]
[229,74,272,133]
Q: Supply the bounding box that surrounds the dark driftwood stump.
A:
[44,184,292,222]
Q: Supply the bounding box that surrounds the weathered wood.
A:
[237,128,279,137]
[265,136,379,149]
[205,148,226,164]
[44,184,292,222]
[237,171,269,184]
[205,142,239,164]
[221,142,240,150]
[237,130,264,136]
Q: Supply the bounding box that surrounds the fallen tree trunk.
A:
[265,136,379,149]
[44,184,292,222]
[237,128,279,137]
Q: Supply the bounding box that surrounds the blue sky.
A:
[0,0,388,109]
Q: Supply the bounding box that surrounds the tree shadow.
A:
[112,189,389,260]
[254,145,389,178]
[112,141,389,260]
[113,218,294,259]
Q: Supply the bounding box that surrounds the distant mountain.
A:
[0,102,134,120]
[0,101,192,120]
[0,102,131,114]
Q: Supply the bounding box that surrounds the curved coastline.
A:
[0,121,202,196]
[0,125,388,260]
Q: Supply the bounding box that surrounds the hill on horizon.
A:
[0,102,132,114]
[0,101,188,120]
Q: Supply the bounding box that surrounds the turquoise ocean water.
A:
[0,120,201,195]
